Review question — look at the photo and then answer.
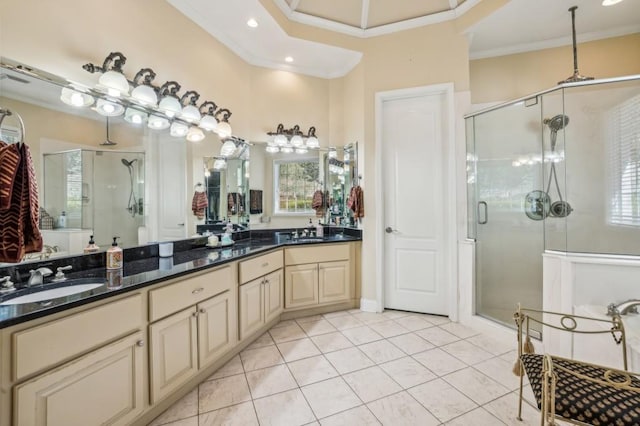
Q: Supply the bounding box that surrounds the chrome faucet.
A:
[27,267,53,287]
[51,265,72,282]
[607,300,640,316]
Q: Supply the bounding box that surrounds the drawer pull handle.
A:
[192,288,204,294]
[262,262,269,267]
[136,340,145,347]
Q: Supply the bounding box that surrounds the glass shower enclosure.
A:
[466,75,640,329]
[43,149,145,249]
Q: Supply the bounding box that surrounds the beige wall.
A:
[470,33,640,104]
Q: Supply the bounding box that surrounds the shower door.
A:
[469,101,544,328]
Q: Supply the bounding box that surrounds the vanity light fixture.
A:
[170,121,189,137]
[328,147,337,158]
[186,126,205,142]
[199,101,218,132]
[180,91,202,123]
[220,139,237,157]
[95,98,124,116]
[213,158,227,170]
[130,68,158,106]
[158,81,183,118]
[124,107,147,125]
[60,87,94,107]
[215,109,233,138]
[266,124,320,153]
[148,114,170,130]
[83,52,130,97]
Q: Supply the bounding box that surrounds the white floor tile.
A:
[340,326,384,346]
[444,407,506,426]
[387,332,434,355]
[350,311,388,325]
[149,388,198,426]
[408,378,478,423]
[326,315,364,331]
[199,401,258,426]
[416,313,450,325]
[245,364,298,399]
[443,367,511,405]
[298,319,338,336]
[296,314,324,323]
[287,355,340,386]
[367,391,440,426]
[301,377,362,419]
[357,339,406,364]
[319,405,381,426]
[206,355,244,381]
[441,339,494,365]
[412,348,467,376]
[466,333,515,356]
[368,320,410,338]
[277,338,321,362]
[379,356,437,389]
[322,311,350,319]
[253,389,316,426]
[474,356,522,391]
[324,347,375,374]
[439,322,479,339]
[415,327,460,347]
[272,319,297,329]
[154,417,197,426]
[393,315,434,332]
[381,310,412,320]
[269,322,307,343]
[240,345,284,372]
[342,366,402,403]
[310,331,354,353]
[198,374,252,413]
[484,392,542,426]
[244,332,275,350]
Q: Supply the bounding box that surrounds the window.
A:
[608,94,640,226]
[274,158,319,214]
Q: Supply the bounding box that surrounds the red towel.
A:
[347,185,364,218]
[191,191,208,220]
[0,141,43,262]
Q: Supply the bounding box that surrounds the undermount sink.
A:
[0,279,106,306]
[291,237,325,243]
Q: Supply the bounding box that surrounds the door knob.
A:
[385,227,396,233]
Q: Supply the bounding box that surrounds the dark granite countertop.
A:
[0,233,360,328]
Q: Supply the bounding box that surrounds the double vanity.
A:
[0,230,361,426]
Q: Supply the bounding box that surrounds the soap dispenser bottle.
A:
[84,235,100,254]
[58,211,67,228]
[106,237,123,269]
[316,220,324,237]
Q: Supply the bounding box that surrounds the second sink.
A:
[0,279,106,306]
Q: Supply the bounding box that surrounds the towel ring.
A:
[0,108,26,146]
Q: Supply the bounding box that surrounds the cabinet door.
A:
[150,307,198,404]
[239,277,264,340]
[14,331,144,426]
[198,290,236,368]
[319,260,351,304]
[264,269,284,324]
[285,264,319,309]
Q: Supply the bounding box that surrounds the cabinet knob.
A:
[192,287,204,294]
[264,279,270,284]
[192,312,199,317]
[136,340,145,347]
[199,308,206,314]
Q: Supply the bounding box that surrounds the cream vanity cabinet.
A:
[9,294,145,426]
[284,243,354,309]
[238,250,284,340]
[148,265,237,403]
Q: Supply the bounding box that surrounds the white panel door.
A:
[382,92,448,315]
[158,137,187,241]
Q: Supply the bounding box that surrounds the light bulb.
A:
[97,70,129,97]
[295,147,308,154]
[60,87,94,107]
[274,134,288,146]
[290,135,303,147]
[95,99,124,116]
[186,126,205,142]
[216,121,232,138]
[199,115,218,132]
[124,107,147,125]
[306,136,319,148]
[131,84,158,106]
[281,146,293,154]
[180,104,201,123]
[220,140,237,157]
[147,115,170,130]
[266,144,279,154]
[170,122,189,137]
[159,95,182,118]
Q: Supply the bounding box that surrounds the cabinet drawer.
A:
[13,294,142,381]
[239,250,283,284]
[149,266,232,322]
[285,243,350,266]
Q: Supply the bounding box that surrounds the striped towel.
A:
[192,191,208,220]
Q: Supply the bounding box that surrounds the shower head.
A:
[121,158,138,167]
[544,114,570,132]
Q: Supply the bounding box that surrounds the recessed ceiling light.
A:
[602,0,624,5]
[247,18,258,28]
[285,56,294,63]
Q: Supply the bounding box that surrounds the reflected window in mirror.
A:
[274,158,320,215]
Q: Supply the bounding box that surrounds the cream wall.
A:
[470,33,640,104]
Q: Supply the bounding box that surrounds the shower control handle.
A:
[478,201,488,225]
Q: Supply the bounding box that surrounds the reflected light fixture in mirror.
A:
[124,107,147,125]
[220,139,236,156]
[266,124,319,153]
[170,121,189,137]
[95,98,124,116]
[187,126,205,142]
[130,68,158,106]
[148,114,170,130]
[60,87,94,107]
[213,158,227,170]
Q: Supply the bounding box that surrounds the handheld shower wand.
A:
[544,115,572,217]
[122,158,139,217]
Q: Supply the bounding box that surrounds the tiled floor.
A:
[148,309,554,426]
